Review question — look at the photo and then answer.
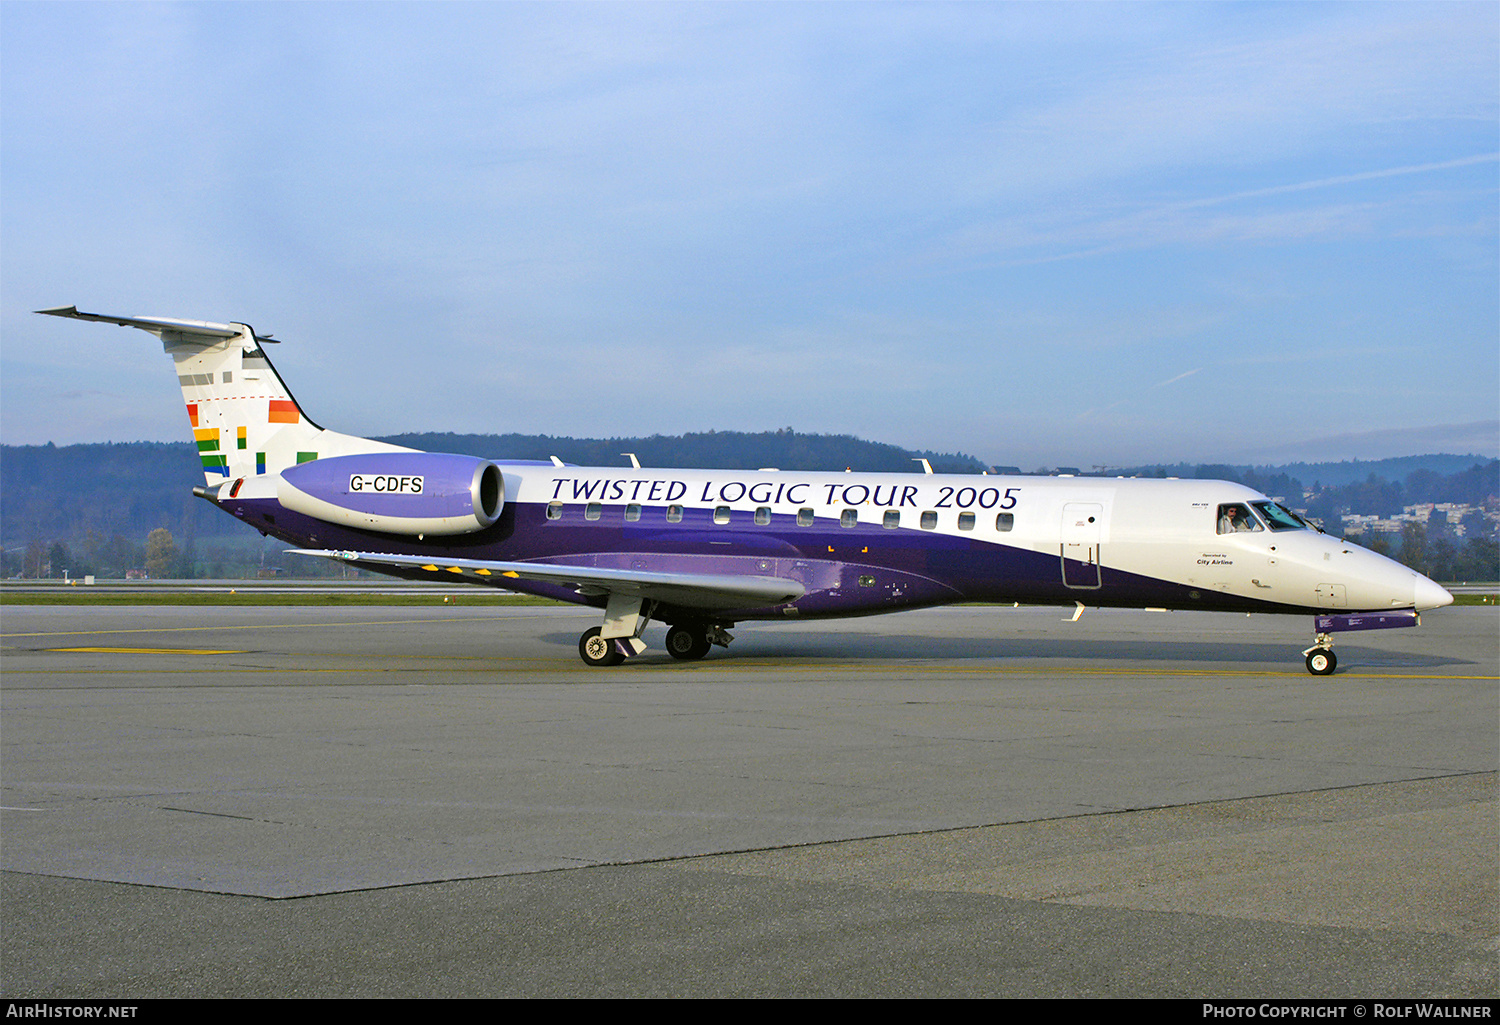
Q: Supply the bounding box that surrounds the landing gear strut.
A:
[577,594,654,667]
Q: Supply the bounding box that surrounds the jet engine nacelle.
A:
[277,452,504,536]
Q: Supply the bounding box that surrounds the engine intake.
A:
[277,452,504,536]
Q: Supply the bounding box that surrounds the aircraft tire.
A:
[1305,649,1337,675]
[665,624,712,661]
[579,627,625,667]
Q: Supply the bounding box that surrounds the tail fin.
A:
[37,306,408,484]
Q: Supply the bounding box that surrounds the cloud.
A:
[1155,368,1203,388]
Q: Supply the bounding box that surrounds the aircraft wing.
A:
[290,548,806,609]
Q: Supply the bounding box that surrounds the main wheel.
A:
[579,626,625,667]
[1305,648,1336,675]
[665,624,712,661]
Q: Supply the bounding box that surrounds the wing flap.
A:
[290,549,806,609]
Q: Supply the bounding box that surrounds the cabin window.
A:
[957,511,975,531]
[714,506,731,524]
[882,509,900,529]
[585,502,602,521]
[624,504,641,522]
[1217,504,1263,534]
[755,506,771,525]
[920,510,938,530]
[797,508,815,526]
[840,509,858,528]
[546,502,563,521]
[667,505,683,523]
[995,512,1014,532]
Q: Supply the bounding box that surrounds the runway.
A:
[2,603,1495,997]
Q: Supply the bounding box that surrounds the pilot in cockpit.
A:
[1217,505,1261,534]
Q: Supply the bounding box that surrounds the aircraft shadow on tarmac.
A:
[537,631,1471,669]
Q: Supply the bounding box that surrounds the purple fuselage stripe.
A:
[224,497,1328,620]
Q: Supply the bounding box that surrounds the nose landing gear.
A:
[1303,637,1337,676]
[1301,609,1421,676]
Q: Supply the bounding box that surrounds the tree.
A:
[172,535,198,579]
[144,527,178,579]
[1398,522,1428,576]
[47,541,75,579]
[1427,536,1457,583]
[99,533,143,577]
[23,539,44,579]
[1454,536,1499,583]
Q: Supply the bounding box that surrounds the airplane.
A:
[37,305,1454,673]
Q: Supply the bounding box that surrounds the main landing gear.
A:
[665,623,712,661]
[574,594,734,666]
[578,622,733,665]
[579,626,626,667]
[576,593,652,667]
[664,622,733,661]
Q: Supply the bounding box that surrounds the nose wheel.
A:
[1304,648,1337,675]
[1303,632,1336,675]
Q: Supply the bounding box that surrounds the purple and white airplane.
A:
[39,306,1454,673]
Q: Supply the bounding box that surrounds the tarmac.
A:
[1,602,1495,997]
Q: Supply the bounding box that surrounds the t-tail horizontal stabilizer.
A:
[36,305,410,484]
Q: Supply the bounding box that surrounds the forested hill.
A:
[3,437,1494,580]
[373,430,985,474]
[2,441,222,547]
[1128,455,1492,491]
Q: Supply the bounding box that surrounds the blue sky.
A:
[3,2,1496,469]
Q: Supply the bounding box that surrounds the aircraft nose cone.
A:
[1414,574,1453,611]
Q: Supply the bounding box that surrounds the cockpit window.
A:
[1217,503,1263,534]
[1251,500,1308,532]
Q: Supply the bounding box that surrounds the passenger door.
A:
[1060,503,1103,589]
